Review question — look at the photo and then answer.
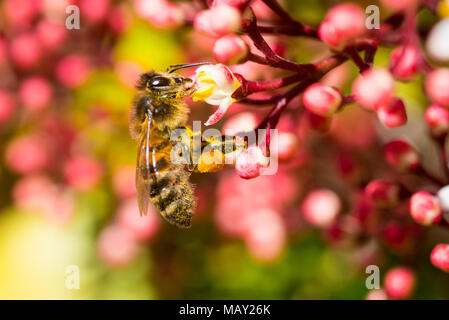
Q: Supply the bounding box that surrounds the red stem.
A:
[232,73,303,99]
[344,47,371,73]
[243,12,319,74]
[259,0,317,37]
[415,167,445,187]
[256,80,314,130]
[238,97,279,106]
[342,95,356,105]
[245,52,315,74]
[241,19,318,38]
[401,7,434,74]
[238,53,347,100]
[438,138,449,184]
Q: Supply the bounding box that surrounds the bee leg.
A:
[163,89,194,99]
[160,92,179,99]
[206,135,247,155]
[182,142,196,172]
[176,126,248,172]
[177,126,247,154]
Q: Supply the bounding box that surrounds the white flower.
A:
[192,64,241,126]
[426,18,449,62]
[437,185,449,212]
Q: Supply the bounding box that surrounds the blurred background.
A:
[1,0,449,299]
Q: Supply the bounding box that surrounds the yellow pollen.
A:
[198,74,216,84]
[438,0,449,17]
[192,83,215,101]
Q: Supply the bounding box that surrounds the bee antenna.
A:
[167,62,211,74]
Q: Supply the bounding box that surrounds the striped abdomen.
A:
[147,138,195,228]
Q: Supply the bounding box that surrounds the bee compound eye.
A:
[148,76,171,88]
[174,77,185,84]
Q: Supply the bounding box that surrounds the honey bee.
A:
[130,63,240,228]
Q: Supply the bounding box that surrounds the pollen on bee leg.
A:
[197,149,225,173]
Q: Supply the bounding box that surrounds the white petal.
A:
[204,97,235,126]
[426,19,449,62]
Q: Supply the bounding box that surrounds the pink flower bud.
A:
[108,4,132,34]
[5,135,48,174]
[112,165,137,199]
[382,222,420,253]
[19,76,53,111]
[55,54,91,88]
[13,174,53,212]
[430,244,449,273]
[80,0,110,24]
[194,5,242,37]
[251,0,275,20]
[3,0,41,27]
[37,20,67,50]
[235,145,269,179]
[244,209,286,262]
[0,90,16,124]
[352,69,395,110]
[318,19,341,49]
[211,0,250,8]
[213,34,249,65]
[389,45,420,81]
[115,60,144,88]
[380,0,418,11]
[38,184,75,226]
[318,3,366,49]
[425,104,449,138]
[376,98,408,128]
[365,180,400,208]
[0,37,7,66]
[302,83,342,117]
[384,267,415,300]
[365,289,388,300]
[135,0,184,29]
[116,198,160,242]
[223,112,258,135]
[301,189,341,228]
[275,132,299,161]
[335,151,359,181]
[426,19,449,62]
[63,155,103,191]
[10,33,42,69]
[409,191,442,226]
[437,185,449,212]
[425,68,449,107]
[383,139,420,171]
[97,224,138,268]
[42,0,71,21]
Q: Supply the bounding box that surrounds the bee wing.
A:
[136,113,152,216]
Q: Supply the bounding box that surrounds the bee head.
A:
[137,71,193,95]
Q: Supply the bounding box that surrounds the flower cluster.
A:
[2,0,449,299]
[181,0,449,295]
